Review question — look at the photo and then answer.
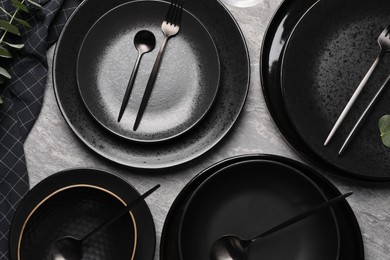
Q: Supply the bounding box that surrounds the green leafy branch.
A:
[0,0,42,107]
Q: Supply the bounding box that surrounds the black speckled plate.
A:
[281,0,390,180]
[9,168,156,260]
[77,1,220,143]
[53,0,249,168]
[261,0,390,181]
[160,154,364,260]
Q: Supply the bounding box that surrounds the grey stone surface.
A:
[23,0,390,259]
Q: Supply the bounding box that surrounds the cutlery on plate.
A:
[210,192,353,260]
[324,25,390,146]
[133,0,183,131]
[338,74,390,155]
[48,184,160,260]
[117,30,156,122]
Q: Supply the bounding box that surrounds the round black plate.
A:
[9,169,156,260]
[281,0,390,180]
[159,154,364,260]
[77,1,220,142]
[53,0,249,168]
[260,0,390,181]
[178,159,339,260]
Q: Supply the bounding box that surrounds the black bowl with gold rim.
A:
[9,168,156,260]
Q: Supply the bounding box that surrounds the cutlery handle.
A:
[81,184,160,243]
[133,36,169,131]
[324,52,383,146]
[338,73,390,155]
[118,52,142,122]
[251,192,353,243]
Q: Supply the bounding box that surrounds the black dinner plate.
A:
[9,168,156,260]
[260,0,390,181]
[53,0,249,168]
[77,0,220,143]
[281,0,390,180]
[178,159,340,260]
[159,154,364,260]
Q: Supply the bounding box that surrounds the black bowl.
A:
[178,159,340,260]
[9,168,156,260]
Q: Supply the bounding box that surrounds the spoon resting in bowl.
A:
[210,192,353,260]
[48,184,160,260]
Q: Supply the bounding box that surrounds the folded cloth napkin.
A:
[0,0,80,258]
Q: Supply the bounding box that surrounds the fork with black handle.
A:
[133,0,183,131]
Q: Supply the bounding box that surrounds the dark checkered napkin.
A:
[0,0,80,259]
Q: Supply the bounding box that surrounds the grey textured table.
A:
[24,0,390,259]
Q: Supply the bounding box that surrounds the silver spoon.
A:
[210,192,353,260]
[117,30,156,122]
[49,184,160,260]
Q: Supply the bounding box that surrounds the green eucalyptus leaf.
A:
[3,41,24,49]
[0,19,21,35]
[0,67,11,79]
[0,46,12,58]
[26,0,42,8]
[0,95,3,108]
[0,7,31,28]
[12,0,29,13]
[379,115,390,148]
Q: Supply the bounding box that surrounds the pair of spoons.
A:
[117,30,156,124]
[48,184,160,260]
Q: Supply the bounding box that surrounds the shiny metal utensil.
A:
[210,192,353,260]
[117,30,156,122]
[133,0,183,131]
[48,184,160,260]
[324,25,390,146]
[338,74,390,155]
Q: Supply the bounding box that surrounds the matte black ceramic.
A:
[77,1,220,142]
[280,0,390,180]
[53,0,249,168]
[9,169,156,260]
[160,154,364,260]
[260,0,389,181]
[178,159,340,260]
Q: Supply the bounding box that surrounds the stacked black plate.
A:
[261,0,390,181]
[53,0,249,169]
[160,154,364,259]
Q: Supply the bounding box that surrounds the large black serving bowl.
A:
[178,158,340,260]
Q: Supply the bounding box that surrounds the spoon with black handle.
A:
[49,184,160,260]
[210,192,353,260]
[117,30,156,122]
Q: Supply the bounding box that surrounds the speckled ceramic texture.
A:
[53,0,249,168]
[9,169,156,260]
[160,155,364,260]
[281,0,390,180]
[77,1,220,143]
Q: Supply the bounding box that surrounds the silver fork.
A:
[133,0,183,131]
[324,25,390,146]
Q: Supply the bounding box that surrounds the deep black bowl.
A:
[9,168,156,260]
[178,159,340,260]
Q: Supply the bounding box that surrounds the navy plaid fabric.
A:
[0,0,80,258]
